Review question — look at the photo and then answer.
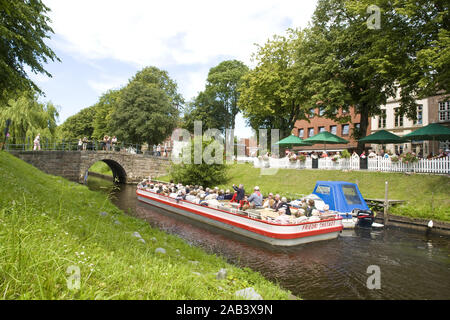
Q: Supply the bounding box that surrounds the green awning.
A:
[358,130,406,144]
[275,135,313,147]
[403,123,450,141]
[303,131,349,144]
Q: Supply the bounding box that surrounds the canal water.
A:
[87,176,450,300]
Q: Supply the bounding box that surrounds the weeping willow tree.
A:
[0,91,59,144]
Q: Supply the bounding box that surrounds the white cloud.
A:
[45,0,316,67]
[43,0,317,124]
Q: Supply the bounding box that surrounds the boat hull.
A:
[137,189,343,247]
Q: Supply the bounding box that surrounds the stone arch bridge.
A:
[9,151,170,184]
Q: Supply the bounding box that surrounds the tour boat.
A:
[136,187,343,247]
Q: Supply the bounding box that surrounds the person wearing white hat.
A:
[248,186,263,208]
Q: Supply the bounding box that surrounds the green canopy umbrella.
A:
[403,123,450,155]
[358,130,406,144]
[275,134,313,148]
[303,131,349,152]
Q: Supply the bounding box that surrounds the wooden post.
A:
[384,181,389,226]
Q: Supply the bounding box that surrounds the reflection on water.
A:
[87,176,450,300]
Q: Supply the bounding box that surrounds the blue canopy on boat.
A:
[312,181,369,213]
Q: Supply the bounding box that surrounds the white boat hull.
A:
[137,189,343,247]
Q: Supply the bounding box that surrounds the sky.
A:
[31,0,318,138]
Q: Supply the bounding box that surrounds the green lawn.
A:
[0,152,291,300]
[160,163,450,222]
[89,161,113,176]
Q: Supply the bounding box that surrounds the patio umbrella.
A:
[275,134,313,148]
[403,123,450,155]
[358,130,406,144]
[303,131,349,152]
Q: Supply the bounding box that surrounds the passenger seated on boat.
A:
[293,210,308,223]
[206,198,221,208]
[311,209,320,217]
[306,199,316,217]
[238,195,250,211]
[272,194,281,209]
[223,189,233,200]
[176,190,186,201]
[185,191,198,202]
[217,190,225,201]
[169,188,178,198]
[262,193,275,208]
[205,189,218,200]
[275,197,291,215]
[274,208,291,225]
[248,186,263,208]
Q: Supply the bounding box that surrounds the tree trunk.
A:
[357,105,369,154]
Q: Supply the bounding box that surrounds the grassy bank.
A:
[0,152,291,299]
[89,161,113,176]
[160,163,450,222]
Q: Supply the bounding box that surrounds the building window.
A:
[319,126,326,133]
[439,101,450,122]
[309,108,315,118]
[298,128,304,138]
[342,124,349,135]
[394,108,404,127]
[378,110,386,129]
[308,127,314,137]
[319,107,325,116]
[414,105,423,125]
[330,125,337,135]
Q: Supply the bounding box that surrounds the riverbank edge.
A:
[375,213,450,236]
[0,151,293,300]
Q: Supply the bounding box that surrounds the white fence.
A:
[252,156,450,174]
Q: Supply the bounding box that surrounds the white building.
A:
[370,94,450,156]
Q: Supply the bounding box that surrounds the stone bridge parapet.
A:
[8,150,170,184]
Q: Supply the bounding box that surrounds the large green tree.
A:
[110,80,179,146]
[92,89,121,140]
[58,105,96,141]
[0,0,60,104]
[205,60,248,129]
[298,0,449,151]
[181,89,228,133]
[131,66,184,110]
[238,29,310,138]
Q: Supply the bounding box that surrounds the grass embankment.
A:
[160,163,450,222]
[89,161,112,176]
[0,152,291,299]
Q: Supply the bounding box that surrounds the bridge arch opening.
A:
[88,160,127,184]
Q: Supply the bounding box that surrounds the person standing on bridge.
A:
[156,144,161,156]
[82,137,88,151]
[33,133,41,151]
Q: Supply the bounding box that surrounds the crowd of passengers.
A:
[138,180,335,224]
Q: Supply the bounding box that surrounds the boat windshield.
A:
[341,185,362,205]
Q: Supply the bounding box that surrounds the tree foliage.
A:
[205,60,248,129]
[110,80,179,146]
[169,137,228,188]
[92,89,121,140]
[0,91,59,143]
[181,89,228,133]
[58,105,96,141]
[238,29,309,138]
[0,0,60,104]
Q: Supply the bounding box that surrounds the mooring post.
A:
[384,181,389,226]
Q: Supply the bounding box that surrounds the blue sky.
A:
[31,0,317,138]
